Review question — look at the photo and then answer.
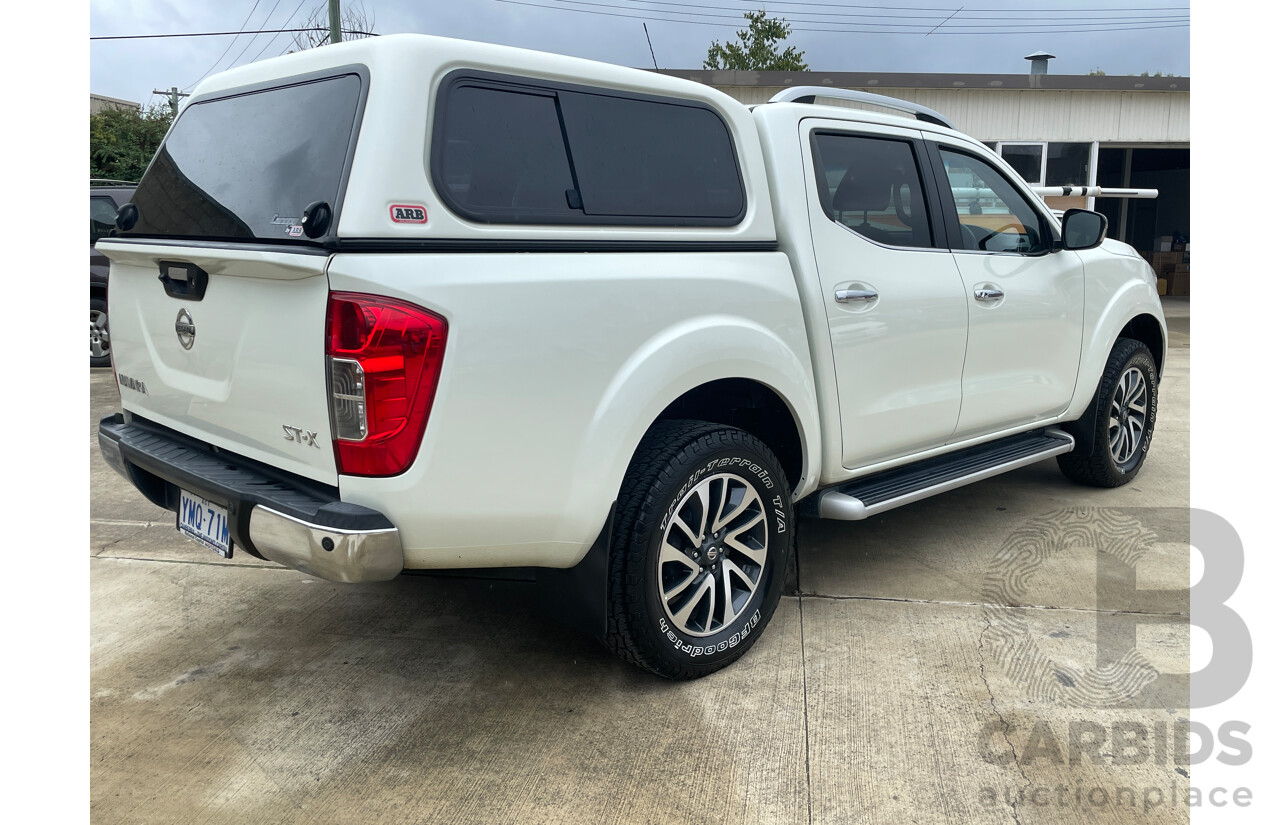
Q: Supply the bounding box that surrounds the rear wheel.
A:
[90,297,110,368]
[1058,337,1158,487]
[604,420,793,679]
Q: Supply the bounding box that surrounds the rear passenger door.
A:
[924,139,1085,440]
[802,120,970,469]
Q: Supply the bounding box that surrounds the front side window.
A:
[810,133,933,249]
[939,148,1049,254]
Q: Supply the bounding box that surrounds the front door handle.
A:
[835,289,878,303]
[974,287,1005,302]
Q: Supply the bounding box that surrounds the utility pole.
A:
[152,86,190,115]
[328,0,342,44]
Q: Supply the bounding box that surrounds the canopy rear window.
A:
[123,73,363,243]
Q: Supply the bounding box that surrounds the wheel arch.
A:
[560,317,820,567]
[1063,307,1167,454]
[1118,312,1165,378]
[653,377,806,495]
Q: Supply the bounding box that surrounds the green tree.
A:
[90,104,174,182]
[705,11,809,71]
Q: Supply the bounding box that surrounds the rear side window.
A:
[810,133,934,249]
[124,73,363,242]
[432,75,745,225]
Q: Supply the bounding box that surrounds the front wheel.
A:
[604,420,793,679]
[1058,337,1159,487]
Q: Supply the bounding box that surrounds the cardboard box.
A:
[1158,235,1174,252]
[1152,251,1181,274]
[1156,277,1168,296]
[1170,266,1190,296]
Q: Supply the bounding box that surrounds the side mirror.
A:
[1058,208,1107,251]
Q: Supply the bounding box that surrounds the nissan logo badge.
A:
[175,309,196,350]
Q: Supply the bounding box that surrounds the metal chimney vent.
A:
[1024,50,1056,75]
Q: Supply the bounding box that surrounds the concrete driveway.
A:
[91,299,1190,824]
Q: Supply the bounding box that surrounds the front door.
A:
[803,120,970,469]
[927,140,1086,440]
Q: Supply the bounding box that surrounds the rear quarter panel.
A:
[328,251,820,569]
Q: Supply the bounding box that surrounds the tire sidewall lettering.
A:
[659,610,761,658]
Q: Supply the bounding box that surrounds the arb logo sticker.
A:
[390,204,428,224]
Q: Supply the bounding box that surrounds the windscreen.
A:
[123,74,362,242]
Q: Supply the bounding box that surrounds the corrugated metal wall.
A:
[716,86,1189,143]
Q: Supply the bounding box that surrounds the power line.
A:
[521,0,1188,28]
[225,0,291,71]
[492,0,1189,33]
[622,0,1190,11]
[615,0,1191,19]
[183,0,266,91]
[91,28,376,41]
[246,0,312,65]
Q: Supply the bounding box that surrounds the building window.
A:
[1045,143,1092,186]
[996,141,1095,188]
[999,143,1045,186]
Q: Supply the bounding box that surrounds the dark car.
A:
[91,181,135,367]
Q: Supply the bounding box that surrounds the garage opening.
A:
[1095,146,1190,295]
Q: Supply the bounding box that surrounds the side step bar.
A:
[816,429,1075,521]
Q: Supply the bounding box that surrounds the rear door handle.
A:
[974,288,1004,302]
[835,289,878,303]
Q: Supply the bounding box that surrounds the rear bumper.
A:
[97,413,403,582]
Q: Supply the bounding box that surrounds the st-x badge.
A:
[175,309,196,350]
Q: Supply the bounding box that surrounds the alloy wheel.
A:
[1108,366,1147,465]
[657,472,768,637]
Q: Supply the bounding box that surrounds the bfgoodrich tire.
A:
[603,420,794,679]
[1058,337,1159,487]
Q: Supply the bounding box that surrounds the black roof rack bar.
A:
[766,87,955,130]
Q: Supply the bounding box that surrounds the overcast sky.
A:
[90,0,1190,108]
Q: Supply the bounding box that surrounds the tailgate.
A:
[100,240,338,485]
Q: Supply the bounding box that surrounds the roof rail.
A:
[90,178,137,186]
[766,87,955,130]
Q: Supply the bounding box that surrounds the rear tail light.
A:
[325,292,448,477]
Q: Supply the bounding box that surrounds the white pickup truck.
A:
[97,34,1166,679]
